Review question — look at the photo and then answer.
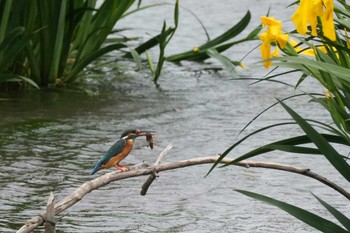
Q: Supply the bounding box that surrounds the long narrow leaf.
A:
[49,0,66,82]
[146,50,155,76]
[313,194,350,231]
[279,100,350,182]
[66,43,127,82]
[0,0,14,43]
[273,57,350,88]
[207,48,237,74]
[206,122,296,176]
[123,28,174,58]
[200,11,251,50]
[221,133,348,167]
[216,133,348,172]
[166,11,251,62]
[238,93,319,136]
[236,190,348,233]
[0,74,39,89]
[265,144,321,154]
[129,47,142,70]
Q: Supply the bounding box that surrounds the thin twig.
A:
[44,192,55,233]
[140,144,173,195]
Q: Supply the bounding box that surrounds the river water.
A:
[1,1,349,232]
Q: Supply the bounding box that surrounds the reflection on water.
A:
[0,1,349,232]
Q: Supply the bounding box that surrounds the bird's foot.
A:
[114,165,129,172]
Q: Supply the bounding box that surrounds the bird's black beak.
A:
[137,132,156,137]
[137,130,156,137]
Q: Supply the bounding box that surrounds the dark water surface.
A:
[1,1,349,232]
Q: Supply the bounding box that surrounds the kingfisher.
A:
[91,129,153,175]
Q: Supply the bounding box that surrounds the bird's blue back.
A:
[99,138,126,165]
[91,138,126,174]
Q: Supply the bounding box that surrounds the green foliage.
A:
[0,0,135,87]
[237,190,349,233]
[145,0,179,85]
[0,0,258,88]
[128,9,259,79]
[208,0,350,231]
[279,100,350,181]
[166,11,257,64]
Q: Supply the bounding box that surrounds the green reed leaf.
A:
[66,43,127,82]
[313,194,350,231]
[207,48,237,74]
[236,190,348,233]
[279,100,350,182]
[129,47,142,70]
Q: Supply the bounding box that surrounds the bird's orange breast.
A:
[102,140,134,168]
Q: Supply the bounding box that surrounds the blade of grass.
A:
[313,194,350,231]
[0,74,39,89]
[166,11,252,62]
[129,47,142,70]
[123,28,175,58]
[208,132,348,175]
[146,50,155,77]
[207,48,237,74]
[236,189,348,233]
[238,93,318,136]
[279,100,350,182]
[49,0,66,82]
[0,0,14,43]
[200,11,251,50]
[220,133,349,168]
[66,43,127,82]
[206,122,296,176]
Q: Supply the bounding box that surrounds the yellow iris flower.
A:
[259,16,289,68]
[291,0,336,41]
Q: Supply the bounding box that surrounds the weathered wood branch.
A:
[17,153,350,233]
[44,192,55,233]
[140,144,172,195]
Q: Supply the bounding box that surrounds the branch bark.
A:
[140,144,172,195]
[44,192,55,233]
[17,154,350,233]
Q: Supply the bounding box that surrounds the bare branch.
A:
[44,192,55,233]
[17,155,350,233]
[140,144,173,195]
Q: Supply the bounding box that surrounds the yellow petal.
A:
[300,48,316,56]
[271,47,280,57]
[321,0,336,41]
[260,41,272,68]
[291,0,323,37]
[259,31,268,40]
[261,16,281,28]
[276,34,289,48]
[291,1,308,35]
[269,25,283,38]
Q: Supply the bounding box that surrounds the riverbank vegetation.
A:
[211,0,350,232]
[0,0,255,89]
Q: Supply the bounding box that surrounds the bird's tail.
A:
[91,161,102,175]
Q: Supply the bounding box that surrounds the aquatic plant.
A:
[125,5,259,84]
[145,0,179,85]
[0,0,259,89]
[0,0,136,88]
[210,0,350,232]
